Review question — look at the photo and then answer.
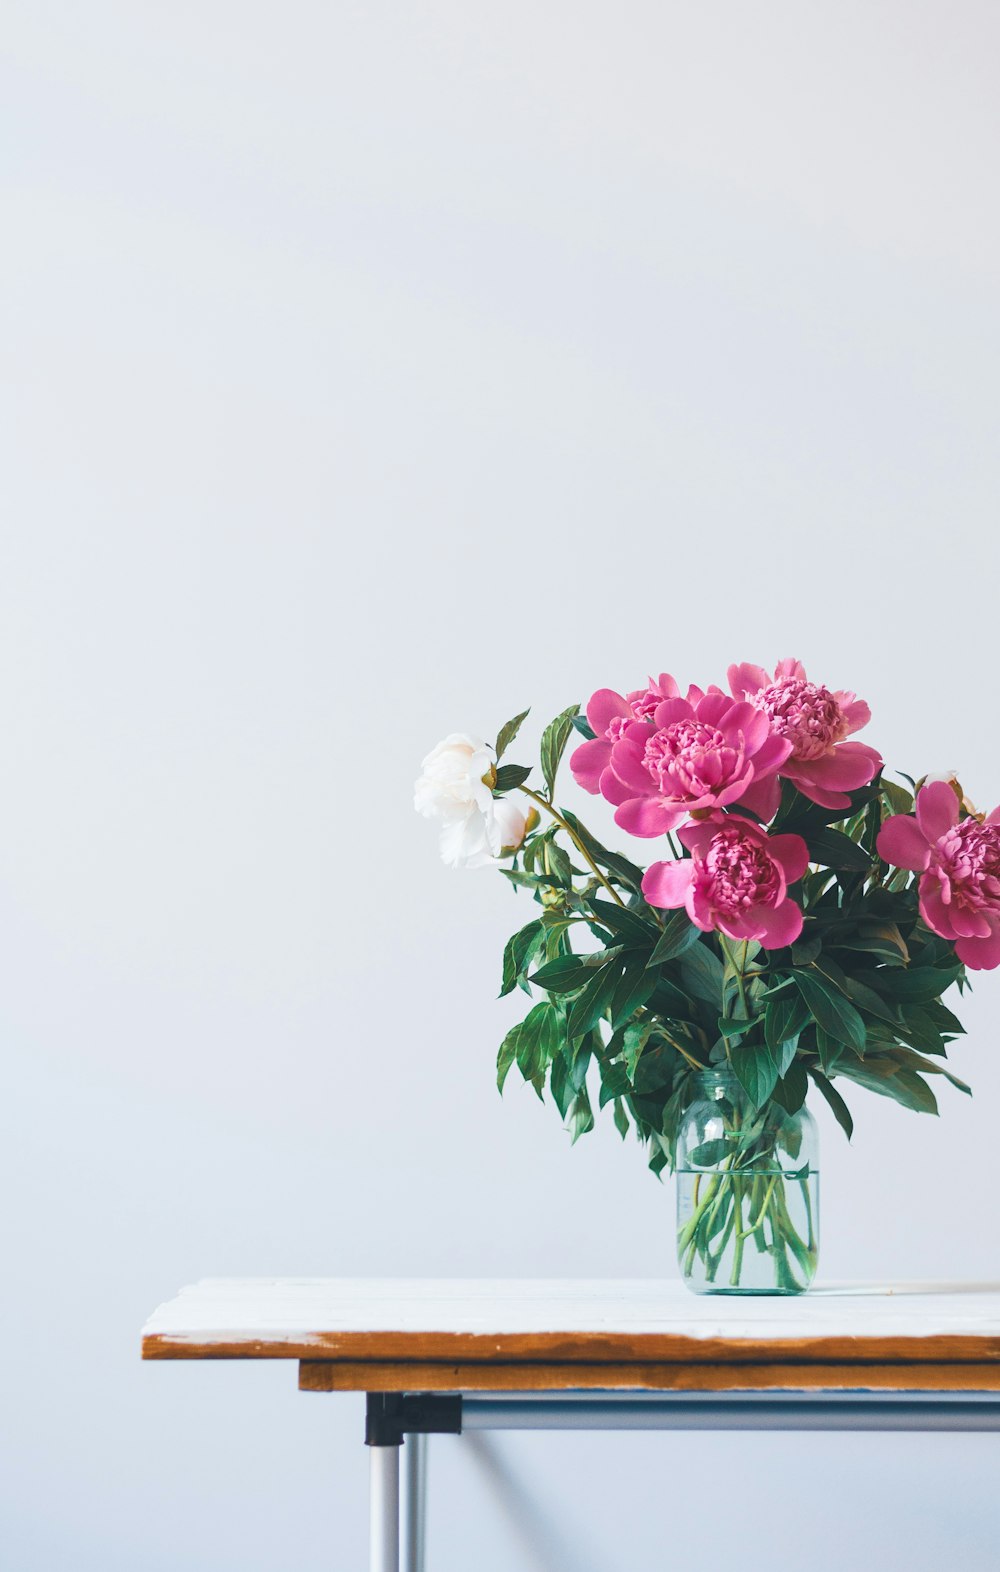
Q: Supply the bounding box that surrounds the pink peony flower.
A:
[728,658,882,811]
[877,780,1000,970]
[604,691,792,836]
[570,674,708,796]
[643,815,809,948]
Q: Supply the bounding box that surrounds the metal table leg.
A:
[404,1432,427,1572]
[369,1442,400,1572]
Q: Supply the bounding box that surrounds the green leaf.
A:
[686,1137,732,1167]
[529,954,592,995]
[598,1058,630,1107]
[545,843,573,885]
[677,942,725,1008]
[771,1058,808,1114]
[566,1084,594,1143]
[835,1058,939,1115]
[495,709,530,762]
[540,704,580,799]
[514,1002,564,1095]
[840,975,900,1026]
[566,958,623,1038]
[889,1047,971,1095]
[793,970,867,1054]
[764,991,811,1052]
[497,1025,520,1092]
[808,1067,854,1140]
[873,966,962,1003]
[806,827,872,872]
[493,763,532,794]
[815,1025,843,1072]
[717,1015,755,1038]
[838,922,910,966]
[623,1021,652,1078]
[731,1038,797,1108]
[588,899,659,948]
[613,1098,629,1138]
[611,958,659,1026]
[558,809,645,891]
[499,919,544,997]
[571,713,597,741]
[648,908,702,965]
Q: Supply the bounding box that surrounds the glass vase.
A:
[676,1069,819,1295]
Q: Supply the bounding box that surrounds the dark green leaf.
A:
[494,763,532,793]
[771,1058,808,1114]
[808,1067,854,1140]
[495,708,530,762]
[566,958,623,1037]
[545,843,573,885]
[540,704,580,799]
[677,942,726,1008]
[731,1038,797,1108]
[613,1098,629,1138]
[588,898,659,948]
[598,1058,630,1107]
[623,1021,652,1077]
[806,827,873,871]
[873,965,962,1003]
[837,922,910,966]
[558,809,645,891]
[764,991,811,1052]
[497,1025,520,1091]
[571,713,597,741]
[499,919,544,997]
[686,1138,731,1167]
[647,907,702,965]
[718,1015,755,1038]
[529,954,592,995]
[610,959,659,1026]
[793,970,867,1054]
[566,1084,594,1143]
[835,1059,939,1114]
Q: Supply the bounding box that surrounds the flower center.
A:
[754,677,847,761]
[703,825,779,914]
[629,689,663,722]
[643,720,735,800]
[937,819,1000,912]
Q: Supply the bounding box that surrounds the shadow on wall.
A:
[453,1432,604,1572]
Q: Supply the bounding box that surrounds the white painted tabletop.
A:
[142,1278,1000,1360]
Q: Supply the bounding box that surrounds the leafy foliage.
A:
[482,717,971,1174]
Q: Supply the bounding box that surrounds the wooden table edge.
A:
[297,1358,1000,1393]
[141,1331,1000,1364]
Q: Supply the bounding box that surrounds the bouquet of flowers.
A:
[415,661,999,1292]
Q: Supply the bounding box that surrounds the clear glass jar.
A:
[676,1069,819,1295]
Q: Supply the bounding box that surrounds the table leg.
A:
[404,1433,427,1572]
[370,1442,400,1572]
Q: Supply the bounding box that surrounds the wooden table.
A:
[142,1279,1000,1571]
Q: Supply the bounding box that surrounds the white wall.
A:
[2,3,999,1566]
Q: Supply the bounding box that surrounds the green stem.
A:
[518,787,626,907]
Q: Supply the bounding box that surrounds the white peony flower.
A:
[415,733,533,869]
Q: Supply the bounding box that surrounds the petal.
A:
[652,673,682,699]
[651,697,693,729]
[986,806,1000,828]
[767,833,810,884]
[916,780,960,843]
[614,797,683,837]
[790,741,882,791]
[948,905,992,938]
[838,698,871,736]
[955,923,1000,970]
[735,772,782,823]
[609,740,655,795]
[599,765,632,806]
[569,738,611,795]
[918,871,958,939]
[677,819,717,855]
[752,898,804,949]
[585,689,627,735]
[642,859,694,909]
[877,815,931,872]
[727,663,769,699]
[696,691,736,727]
[750,732,794,776]
[774,658,807,682]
